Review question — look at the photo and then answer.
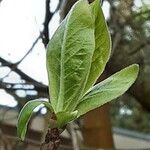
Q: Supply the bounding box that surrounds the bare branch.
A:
[42,0,62,47]
[0,57,47,88]
[42,0,52,47]
[15,35,41,65]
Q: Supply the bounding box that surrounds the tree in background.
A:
[0,0,150,149]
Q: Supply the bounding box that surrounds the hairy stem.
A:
[40,128,61,150]
[40,113,63,150]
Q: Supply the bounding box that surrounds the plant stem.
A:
[40,128,61,150]
[40,112,61,150]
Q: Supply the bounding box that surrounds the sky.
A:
[0,0,148,108]
[0,0,60,107]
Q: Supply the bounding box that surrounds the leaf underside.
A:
[47,0,95,113]
[17,100,52,141]
[76,64,139,117]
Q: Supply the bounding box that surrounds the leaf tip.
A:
[130,63,139,77]
[134,63,139,70]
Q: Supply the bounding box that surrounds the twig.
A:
[0,70,11,81]
[41,0,63,47]
[0,0,62,98]
[0,57,47,88]
[15,35,41,65]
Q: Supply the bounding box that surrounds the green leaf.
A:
[17,100,53,141]
[46,20,65,112]
[56,111,78,128]
[84,0,111,93]
[47,0,95,112]
[76,64,139,117]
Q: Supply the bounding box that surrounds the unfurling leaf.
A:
[17,100,52,140]
[76,64,139,117]
[84,0,111,93]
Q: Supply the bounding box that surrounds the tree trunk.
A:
[82,104,114,149]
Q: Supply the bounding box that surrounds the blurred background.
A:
[0,0,150,149]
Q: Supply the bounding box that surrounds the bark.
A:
[82,104,114,149]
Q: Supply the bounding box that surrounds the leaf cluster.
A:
[17,0,139,141]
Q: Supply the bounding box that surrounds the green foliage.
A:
[84,0,111,93]
[17,100,52,140]
[76,64,139,117]
[47,0,95,113]
[17,0,139,141]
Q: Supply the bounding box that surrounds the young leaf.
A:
[17,100,53,141]
[56,111,78,128]
[76,64,139,117]
[47,20,65,112]
[47,0,95,112]
[84,0,111,93]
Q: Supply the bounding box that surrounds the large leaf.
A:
[84,0,111,93]
[17,100,52,141]
[47,0,95,113]
[76,64,139,117]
